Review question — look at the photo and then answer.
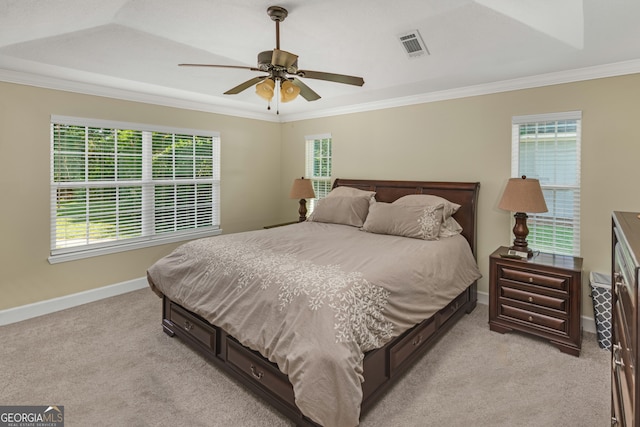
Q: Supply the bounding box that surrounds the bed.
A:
[147,178,481,427]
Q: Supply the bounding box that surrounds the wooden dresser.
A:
[489,246,583,356]
[612,212,640,426]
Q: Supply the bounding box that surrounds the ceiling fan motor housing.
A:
[257,50,298,75]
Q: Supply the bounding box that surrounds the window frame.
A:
[305,133,332,212]
[511,111,582,256]
[49,115,221,264]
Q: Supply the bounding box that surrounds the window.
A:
[305,134,332,211]
[511,111,581,256]
[50,115,220,263]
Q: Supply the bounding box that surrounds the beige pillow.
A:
[393,194,462,237]
[327,186,376,200]
[392,194,460,217]
[362,202,444,240]
[308,196,370,227]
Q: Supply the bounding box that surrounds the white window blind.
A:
[50,115,220,263]
[305,134,332,212]
[511,111,581,256]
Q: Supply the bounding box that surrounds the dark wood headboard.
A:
[332,178,480,256]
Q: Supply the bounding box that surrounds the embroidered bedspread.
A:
[147,221,481,427]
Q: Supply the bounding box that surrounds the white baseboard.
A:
[0,280,599,335]
[476,290,597,334]
[0,277,148,326]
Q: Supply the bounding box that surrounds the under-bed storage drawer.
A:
[168,303,217,351]
[438,291,469,326]
[389,316,437,375]
[226,338,296,407]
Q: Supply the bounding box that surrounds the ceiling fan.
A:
[179,5,365,110]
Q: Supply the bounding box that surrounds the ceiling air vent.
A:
[398,30,429,58]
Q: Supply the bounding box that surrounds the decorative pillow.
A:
[308,196,370,227]
[362,202,444,240]
[393,194,462,237]
[327,186,376,201]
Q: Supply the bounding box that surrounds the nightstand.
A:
[489,246,583,356]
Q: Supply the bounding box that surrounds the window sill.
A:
[48,228,223,264]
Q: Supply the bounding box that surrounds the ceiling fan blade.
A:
[224,76,268,95]
[291,78,321,101]
[179,63,260,72]
[271,49,298,68]
[297,70,364,86]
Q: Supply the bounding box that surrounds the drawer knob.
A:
[528,296,534,303]
[528,277,533,283]
[527,316,533,322]
[250,364,264,380]
[184,320,193,331]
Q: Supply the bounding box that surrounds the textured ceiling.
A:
[1,0,640,121]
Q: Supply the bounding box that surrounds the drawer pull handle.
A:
[528,296,534,303]
[412,335,423,346]
[527,316,533,322]
[528,277,533,283]
[250,364,264,380]
[613,344,625,368]
[184,320,193,331]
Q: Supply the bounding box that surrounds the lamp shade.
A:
[289,177,315,199]
[498,176,548,213]
[280,80,300,103]
[255,78,275,101]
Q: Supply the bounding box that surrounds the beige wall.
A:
[2,74,639,317]
[0,82,282,310]
[280,73,640,318]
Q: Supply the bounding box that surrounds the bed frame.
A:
[159,179,480,426]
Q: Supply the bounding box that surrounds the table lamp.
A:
[289,177,316,222]
[498,175,548,258]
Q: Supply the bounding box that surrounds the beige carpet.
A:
[1,289,609,426]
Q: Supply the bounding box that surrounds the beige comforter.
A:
[147,221,481,427]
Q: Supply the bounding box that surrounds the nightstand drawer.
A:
[499,267,568,291]
[500,286,566,311]
[500,304,567,333]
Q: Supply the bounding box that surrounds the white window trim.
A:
[511,111,581,256]
[305,133,332,213]
[49,115,221,264]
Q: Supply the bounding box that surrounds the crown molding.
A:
[2,59,639,123]
[279,58,640,122]
[0,66,279,123]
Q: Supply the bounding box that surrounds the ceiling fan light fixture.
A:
[255,78,275,101]
[280,80,300,103]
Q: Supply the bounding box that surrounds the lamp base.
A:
[508,246,533,258]
[298,199,308,222]
[511,212,534,258]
